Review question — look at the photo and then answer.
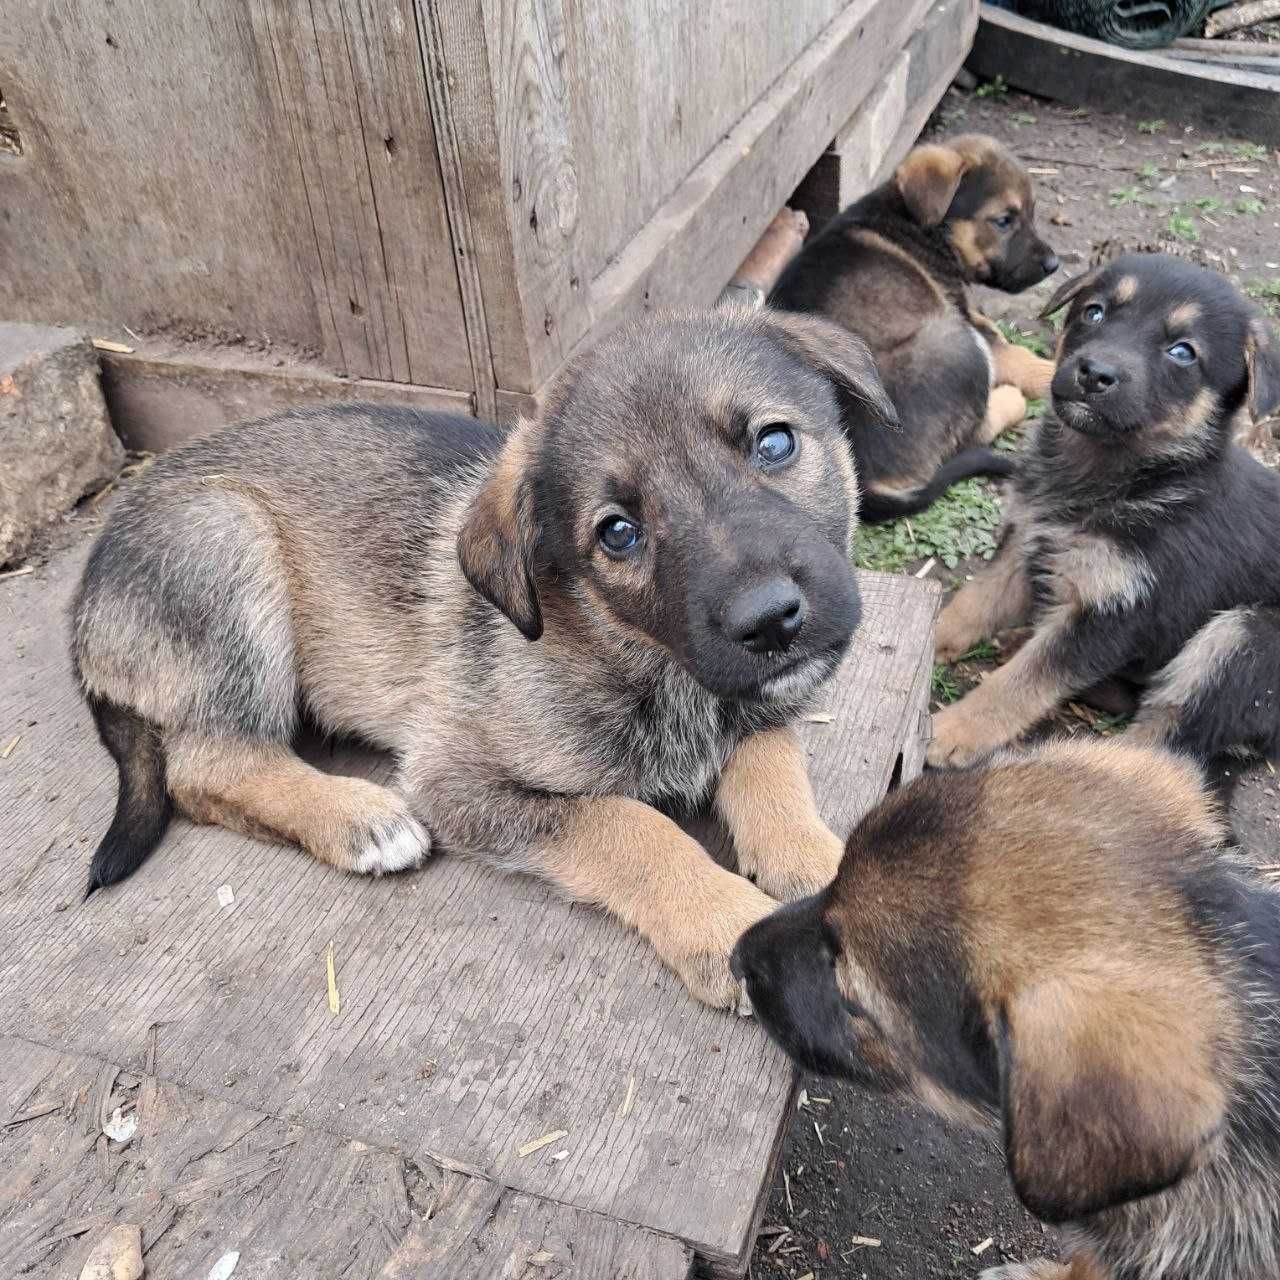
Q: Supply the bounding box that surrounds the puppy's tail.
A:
[858,448,1016,524]
[84,693,173,898]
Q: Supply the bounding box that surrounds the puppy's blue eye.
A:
[1082,303,1105,325]
[1167,341,1197,365]
[598,516,641,556]
[755,424,796,467]
[991,212,1015,230]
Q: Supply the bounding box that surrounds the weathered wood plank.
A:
[566,0,936,373]
[98,350,474,454]
[0,1037,418,1277]
[251,0,472,387]
[792,0,979,229]
[379,1174,693,1279]
[968,3,1280,145]
[0,534,936,1270]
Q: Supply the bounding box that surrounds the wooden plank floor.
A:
[0,531,937,1277]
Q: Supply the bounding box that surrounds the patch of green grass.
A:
[1245,278,1280,317]
[1136,161,1162,181]
[1137,118,1165,134]
[853,478,1002,573]
[1090,711,1132,735]
[1195,141,1226,155]
[1109,186,1154,208]
[974,74,1008,98]
[995,319,1051,358]
[1166,208,1200,242]
[1193,196,1222,213]
[958,639,1000,662]
[1236,197,1265,216]
[1232,142,1268,161]
[932,665,961,704]
[1024,396,1046,419]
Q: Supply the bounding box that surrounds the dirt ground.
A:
[752,75,1280,1280]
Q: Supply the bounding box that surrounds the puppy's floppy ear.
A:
[457,418,543,641]
[1000,974,1226,1223]
[1039,267,1102,320]
[764,311,900,430]
[1245,315,1280,423]
[895,143,970,227]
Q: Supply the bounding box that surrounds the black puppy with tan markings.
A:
[733,738,1280,1280]
[771,135,1059,520]
[71,308,895,1011]
[929,254,1280,768]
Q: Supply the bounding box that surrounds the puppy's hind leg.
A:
[1130,606,1280,763]
[978,384,1028,445]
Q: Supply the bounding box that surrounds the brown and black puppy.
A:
[929,254,1280,768]
[71,307,895,1011]
[733,738,1280,1279]
[771,135,1059,521]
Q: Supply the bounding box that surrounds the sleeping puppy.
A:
[929,253,1280,768]
[771,134,1059,521]
[733,738,1280,1280]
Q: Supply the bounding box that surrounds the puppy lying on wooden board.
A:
[930,253,1280,768]
[734,738,1280,1280]
[771,134,1059,521]
[70,308,898,1012]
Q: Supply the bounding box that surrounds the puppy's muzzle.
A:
[723,576,807,654]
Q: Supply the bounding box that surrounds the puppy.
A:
[771,134,1059,521]
[929,253,1280,768]
[733,738,1280,1279]
[71,307,896,1011]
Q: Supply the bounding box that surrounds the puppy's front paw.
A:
[351,811,431,875]
[656,872,778,1013]
[934,604,985,665]
[926,701,1010,769]
[746,824,843,902]
[314,778,432,875]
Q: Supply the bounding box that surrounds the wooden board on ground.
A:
[0,529,938,1276]
[968,3,1280,146]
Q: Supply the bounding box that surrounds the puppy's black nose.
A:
[1041,252,1059,276]
[725,577,807,653]
[1076,356,1119,396]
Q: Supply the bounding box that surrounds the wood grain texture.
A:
[792,0,979,229]
[99,351,474,454]
[0,1,470,389]
[968,4,1280,146]
[379,1173,692,1279]
[0,534,935,1270]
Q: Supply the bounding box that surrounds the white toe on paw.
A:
[736,987,755,1018]
[353,817,430,875]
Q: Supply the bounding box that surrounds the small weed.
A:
[1012,112,1036,127]
[1109,186,1154,208]
[1137,161,1161,181]
[1194,141,1226,155]
[1245,279,1280,316]
[1090,711,1132,735]
[853,479,1002,573]
[1193,196,1222,213]
[995,319,1051,358]
[958,640,1000,662]
[1166,209,1200,242]
[932,665,961,705]
[1236,197,1265,216]
[1137,118,1165,134]
[974,74,1008,98]
[1024,396,1046,419]
[1231,142,1268,161]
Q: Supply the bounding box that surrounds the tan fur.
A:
[895,143,971,227]
[1168,301,1201,329]
[934,528,1032,662]
[982,384,1028,443]
[991,340,1056,399]
[1114,274,1138,304]
[715,726,843,900]
[540,796,776,1010]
